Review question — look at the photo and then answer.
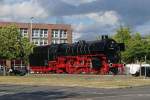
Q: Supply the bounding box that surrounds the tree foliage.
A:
[20,37,34,64]
[113,26,132,43]
[0,25,33,64]
[113,26,150,63]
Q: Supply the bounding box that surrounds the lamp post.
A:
[30,17,34,43]
[27,17,34,75]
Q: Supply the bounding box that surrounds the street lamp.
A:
[30,17,34,43]
[27,17,34,75]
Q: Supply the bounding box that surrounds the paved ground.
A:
[0,84,150,100]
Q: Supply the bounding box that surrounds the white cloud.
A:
[68,11,120,40]
[87,11,120,25]
[65,11,120,27]
[62,0,97,6]
[0,17,13,22]
[0,0,48,21]
[72,23,84,41]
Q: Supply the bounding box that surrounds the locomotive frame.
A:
[29,35,125,75]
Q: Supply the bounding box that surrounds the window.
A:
[40,29,48,38]
[52,39,56,44]
[51,29,68,44]
[44,40,48,45]
[40,39,48,45]
[60,30,67,38]
[52,29,67,39]
[52,29,59,38]
[32,39,40,45]
[40,40,43,45]
[60,40,64,43]
[55,32,58,38]
[60,39,67,43]
[20,28,28,37]
[55,40,59,44]
[60,30,63,38]
[63,30,67,38]
[52,39,60,44]
[64,40,68,43]
[32,29,40,38]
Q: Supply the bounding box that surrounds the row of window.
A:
[20,28,68,46]
[32,39,68,46]
[52,39,68,44]
[20,29,67,39]
[32,29,48,38]
[52,29,67,38]
[32,39,48,46]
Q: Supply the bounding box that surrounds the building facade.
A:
[0,22,72,46]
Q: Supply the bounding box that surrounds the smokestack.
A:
[105,35,108,39]
[101,35,108,40]
[101,35,104,40]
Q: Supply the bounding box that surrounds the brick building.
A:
[0,22,72,46]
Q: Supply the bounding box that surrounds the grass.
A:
[0,74,150,88]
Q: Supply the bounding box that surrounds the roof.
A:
[0,21,72,30]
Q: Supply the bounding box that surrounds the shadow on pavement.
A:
[0,91,79,100]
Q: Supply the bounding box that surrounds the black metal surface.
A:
[29,38,125,66]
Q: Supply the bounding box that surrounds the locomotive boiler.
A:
[29,35,125,74]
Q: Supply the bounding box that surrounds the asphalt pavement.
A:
[0,84,150,100]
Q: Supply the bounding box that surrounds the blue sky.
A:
[0,0,150,41]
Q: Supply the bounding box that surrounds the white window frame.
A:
[32,29,40,38]
[44,39,48,45]
[20,28,28,37]
[52,29,59,38]
[32,39,40,45]
[60,30,67,39]
[40,29,48,38]
[52,39,56,44]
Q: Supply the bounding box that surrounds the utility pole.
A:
[28,17,34,75]
[145,55,147,63]
[30,17,34,43]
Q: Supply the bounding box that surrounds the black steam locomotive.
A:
[29,35,125,74]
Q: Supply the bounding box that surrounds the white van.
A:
[125,64,150,76]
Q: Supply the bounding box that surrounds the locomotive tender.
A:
[29,35,125,74]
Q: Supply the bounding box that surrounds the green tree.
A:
[19,37,34,64]
[0,25,20,59]
[113,26,132,44]
[123,35,146,63]
[113,26,150,63]
[144,35,150,63]
[0,25,33,72]
[113,26,132,63]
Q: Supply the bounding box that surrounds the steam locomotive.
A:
[29,35,125,74]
